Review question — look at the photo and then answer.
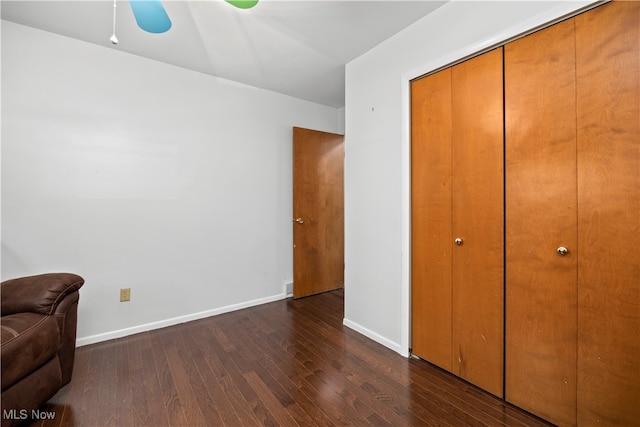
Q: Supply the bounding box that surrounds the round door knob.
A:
[557,246,568,256]
[294,218,304,224]
[454,238,463,246]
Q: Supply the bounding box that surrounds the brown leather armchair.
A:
[1,273,84,427]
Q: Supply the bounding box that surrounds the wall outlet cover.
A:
[120,288,131,302]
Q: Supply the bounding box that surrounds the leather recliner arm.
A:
[1,273,84,316]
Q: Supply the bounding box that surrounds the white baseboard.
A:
[342,318,408,357]
[76,292,287,347]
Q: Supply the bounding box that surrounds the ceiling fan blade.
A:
[129,0,172,33]
[225,0,259,9]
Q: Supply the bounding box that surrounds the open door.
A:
[292,127,344,298]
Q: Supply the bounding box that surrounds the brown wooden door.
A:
[506,3,640,424]
[575,2,640,424]
[411,48,504,397]
[451,47,504,397]
[505,18,579,426]
[292,127,344,299]
[411,67,453,371]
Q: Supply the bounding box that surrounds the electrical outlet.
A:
[120,288,131,302]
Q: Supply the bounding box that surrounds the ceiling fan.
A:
[111,0,259,43]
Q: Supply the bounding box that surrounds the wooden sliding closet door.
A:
[506,2,639,425]
[412,48,504,397]
[450,48,504,397]
[575,2,640,425]
[411,68,453,371]
[505,18,578,426]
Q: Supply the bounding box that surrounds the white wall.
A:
[1,21,339,344]
[337,106,346,135]
[343,0,598,355]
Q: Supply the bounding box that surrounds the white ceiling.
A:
[1,0,447,107]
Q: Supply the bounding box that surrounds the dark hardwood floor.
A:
[26,290,550,426]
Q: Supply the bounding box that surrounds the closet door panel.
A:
[411,69,453,370]
[575,2,640,424]
[451,48,504,397]
[505,19,578,425]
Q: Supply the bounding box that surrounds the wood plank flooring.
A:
[26,290,551,426]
